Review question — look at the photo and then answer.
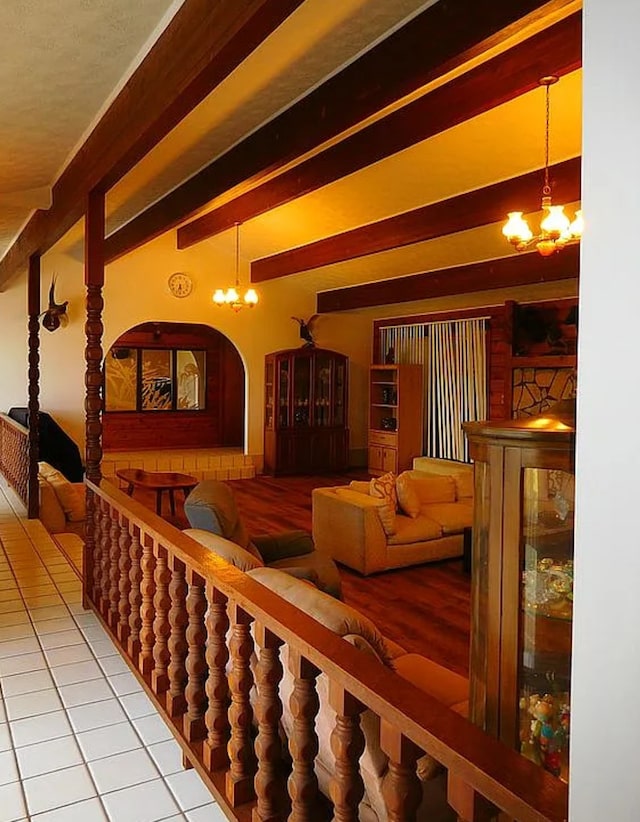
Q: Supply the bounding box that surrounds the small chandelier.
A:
[503,76,583,257]
[213,222,259,311]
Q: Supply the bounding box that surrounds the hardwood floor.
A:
[122,471,471,678]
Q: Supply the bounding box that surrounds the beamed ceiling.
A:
[0,0,582,310]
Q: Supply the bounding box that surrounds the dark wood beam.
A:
[316,244,580,313]
[175,12,581,252]
[102,0,578,261]
[252,157,581,281]
[0,0,305,287]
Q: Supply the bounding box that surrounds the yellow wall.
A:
[0,222,578,465]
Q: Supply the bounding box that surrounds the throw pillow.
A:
[395,471,421,518]
[38,462,85,522]
[369,472,398,536]
[410,473,456,505]
[452,470,474,499]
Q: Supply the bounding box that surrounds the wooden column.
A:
[226,604,256,807]
[329,684,366,822]
[27,254,40,519]
[379,722,422,822]
[287,650,320,821]
[203,586,230,773]
[84,188,105,608]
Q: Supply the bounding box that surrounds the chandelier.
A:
[213,222,259,311]
[503,76,583,257]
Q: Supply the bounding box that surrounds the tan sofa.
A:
[38,461,86,540]
[312,458,473,575]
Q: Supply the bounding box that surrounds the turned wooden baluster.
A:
[99,498,111,614]
[203,586,230,773]
[253,625,285,822]
[107,505,122,630]
[380,721,422,822]
[117,514,131,644]
[138,534,156,676]
[84,490,96,608]
[287,650,320,821]
[447,774,495,822]
[90,491,103,605]
[183,569,208,742]
[329,684,366,822]
[127,524,143,660]
[166,555,188,717]
[226,603,256,807]
[151,546,171,694]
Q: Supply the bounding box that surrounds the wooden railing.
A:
[0,413,29,504]
[85,478,568,822]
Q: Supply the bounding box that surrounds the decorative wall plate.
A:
[168,272,193,298]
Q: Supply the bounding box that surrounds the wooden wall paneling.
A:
[251,158,581,282]
[0,0,305,287]
[173,13,582,253]
[27,254,40,518]
[318,245,580,313]
[102,322,244,451]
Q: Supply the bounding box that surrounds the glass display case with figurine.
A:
[264,347,349,475]
[463,400,575,783]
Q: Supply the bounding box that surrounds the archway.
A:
[102,321,244,451]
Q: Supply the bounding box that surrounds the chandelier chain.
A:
[543,81,551,196]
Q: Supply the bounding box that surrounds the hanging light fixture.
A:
[503,76,583,257]
[213,222,259,311]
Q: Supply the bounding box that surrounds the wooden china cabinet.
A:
[263,347,349,475]
[463,400,575,784]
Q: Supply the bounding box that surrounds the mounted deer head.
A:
[40,275,69,332]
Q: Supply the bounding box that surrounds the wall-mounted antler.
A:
[40,275,69,332]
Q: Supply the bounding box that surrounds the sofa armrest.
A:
[393,653,469,714]
[312,487,388,575]
[253,530,314,564]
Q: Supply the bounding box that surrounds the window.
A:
[105,348,206,412]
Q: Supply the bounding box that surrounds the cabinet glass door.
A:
[265,360,274,429]
[519,467,574,782]
[334,359,345,427]
[293,355,311,426]
[278,359,290,427]
[314,353,331,427]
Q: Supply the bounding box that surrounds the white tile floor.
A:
[0,480,226,822]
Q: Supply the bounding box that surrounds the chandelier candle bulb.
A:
[212,222,259,311]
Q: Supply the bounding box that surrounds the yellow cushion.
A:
[38,462,85,522]
[396,472,421,518]
[387,515,442,545]
[452,471,474,499]
[420,502,473,535]
[369,472,398,536]
[411,474,456,505]
[348,480,371,495]
[393,653,469,708]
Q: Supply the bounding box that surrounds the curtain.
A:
[380,318,487,462]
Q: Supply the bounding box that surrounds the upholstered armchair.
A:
[184,480,342,598]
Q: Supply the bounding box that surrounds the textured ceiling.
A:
[0,0,180,256]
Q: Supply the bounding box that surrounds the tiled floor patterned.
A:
[0,480,225,822]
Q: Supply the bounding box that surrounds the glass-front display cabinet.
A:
[264,347,349,475]
[463,400,575,783]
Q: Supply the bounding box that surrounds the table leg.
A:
[127,483,134,496]
[156,490,162,516]
[169,490,176,517]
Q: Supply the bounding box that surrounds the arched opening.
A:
[102,321,244,451]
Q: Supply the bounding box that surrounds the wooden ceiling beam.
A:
[103,0,578,262]
[175,11,581,253]
[316,244,580,313]
[251,157,581,281]
[0,0,305,287]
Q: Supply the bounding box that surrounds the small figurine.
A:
[385,346,395,364]
[291,315,319,346]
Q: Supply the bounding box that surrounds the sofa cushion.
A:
[409,473,456,505]
[420,502,473,535]
[38,462,85,522]
[334,487,397,537]
[38,476,67,534]
[348,480,371,495]
[396,472,421,518]
[249,567,397,666]
[452,471,474,500]
[387,515,442,545]
[393,653,469,710]
[183,528,264,572]
[369,472,398,536]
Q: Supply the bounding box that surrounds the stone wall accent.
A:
[513,367,577,418]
